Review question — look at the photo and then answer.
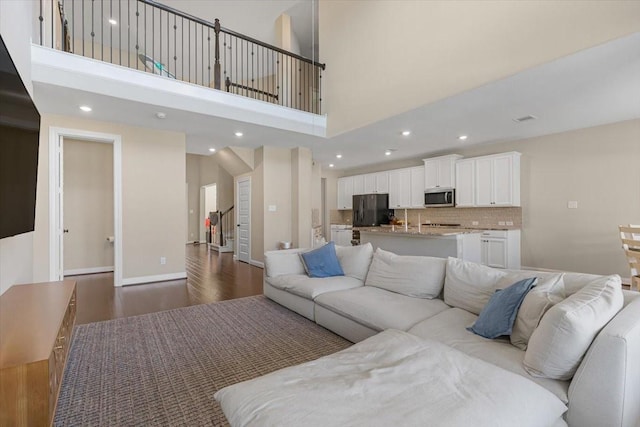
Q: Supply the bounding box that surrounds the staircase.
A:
[210,205,234,253]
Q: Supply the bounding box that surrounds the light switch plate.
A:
[568,201,578,209]
[498,221,506,226]
[268,205,277,212]
[506,221,514,226]
[472,221,479,226]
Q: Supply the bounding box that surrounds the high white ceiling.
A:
[32,31,640,171]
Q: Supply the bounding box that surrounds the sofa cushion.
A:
[468,277,537,339]
[443,257,510,315]
[264,248,306,278]
[509,273,565,350]
[314,286,449,332]
[364,248,446,299]
[524,274,624,380]
[266,274,362,300]
[299,242,344,278]
[408,308,570,402]
[335,243,374,282]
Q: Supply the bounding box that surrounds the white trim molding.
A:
[121,272,188,286]
[250,260,265,269]
[64,266,114,276]
[48,127,123,286]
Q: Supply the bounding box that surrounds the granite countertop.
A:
[356,226,484,237]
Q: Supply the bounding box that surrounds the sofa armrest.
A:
[264,249,307,278]
[567,291,640,427]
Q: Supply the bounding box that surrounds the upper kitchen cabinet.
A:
[423,154,463,189]
[388,169,412,209]
[352,174,365,196]
[475,152,521,207]
[455,152,521,207]
[454,159,475,207]
[337,176,354,210]
[363,172,389,194]
[409,166,425,208]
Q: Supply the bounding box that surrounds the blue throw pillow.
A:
[467,277,538,339]
[299,242,345,278]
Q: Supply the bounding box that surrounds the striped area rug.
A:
[55,296,352,426]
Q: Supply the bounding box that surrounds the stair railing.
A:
[39,0,325,114]
[218,205,234,248]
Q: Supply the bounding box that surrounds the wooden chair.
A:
[619,225,640,291]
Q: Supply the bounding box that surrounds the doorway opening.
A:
[200,183,217,244]
[62,138,114,277]
[49,128,123,286]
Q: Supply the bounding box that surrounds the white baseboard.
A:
[250,259,264,269]
[64,266,114,276]
[120,272,187,286]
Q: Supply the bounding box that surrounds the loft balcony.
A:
[32,0,326,137]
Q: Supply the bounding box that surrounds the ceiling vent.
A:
[513,115,538,123]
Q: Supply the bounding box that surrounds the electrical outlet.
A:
[568,201,578,209]
[506,221,514,226]
[189,209,194,214]
[498,221,506,226]
[471,221,479,226]
[160,257,166,265]
[190,233,194,237]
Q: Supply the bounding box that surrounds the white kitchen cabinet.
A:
[363,172,389,194]
[423,155,463,189]
[455,152,521,208]
[475,152,521,207]
[410,166,425,208]
[480,230,521,269]
[455,159,475,207]
[352,174,365,196]
[337,177,354,210]
[388,169,412,209]
[331,226,353,246]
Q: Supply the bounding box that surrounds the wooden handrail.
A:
[137,0,325,69]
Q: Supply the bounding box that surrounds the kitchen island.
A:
[358,226,482,262]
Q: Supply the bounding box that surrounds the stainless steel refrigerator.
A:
[352,194,391,227]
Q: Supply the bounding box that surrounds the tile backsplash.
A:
[331,207,522,229]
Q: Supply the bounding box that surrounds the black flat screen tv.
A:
[0,35,41,239]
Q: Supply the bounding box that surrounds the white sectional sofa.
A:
[258,243,640,427]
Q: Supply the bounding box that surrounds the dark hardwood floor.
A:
[72,244,264,325]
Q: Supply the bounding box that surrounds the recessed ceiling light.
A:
[401,130,411,136]
[458,135,468,141]
[209,148,216,153]
[329,164,334,168]
[336,154,342,159]
[156,112,166,119]
[384,150,392,156]
[234,132,243,137]
[108,18,117,25]
[79,105,92,112]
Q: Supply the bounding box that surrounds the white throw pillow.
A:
[335,243,374,282]
[507,273,565,350]
[264,249,306,277]
[443,257,509,315]
[523,274,623,380]
[364,248,446,299]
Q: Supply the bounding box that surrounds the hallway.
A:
[72,245,264,324]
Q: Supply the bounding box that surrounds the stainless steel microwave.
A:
[424,188,455,207]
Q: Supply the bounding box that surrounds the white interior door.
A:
[237,177,251,263]
[57,136,64,280]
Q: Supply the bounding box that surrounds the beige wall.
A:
[0,0,35,295]
[249,148,264,261]
[186,154,201,242]
[33,114,187,282]
[339,119,640,277]
[319,1,640,135]
[63,139,114,271]
[291,147,313,248]
[263,146,292,254]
